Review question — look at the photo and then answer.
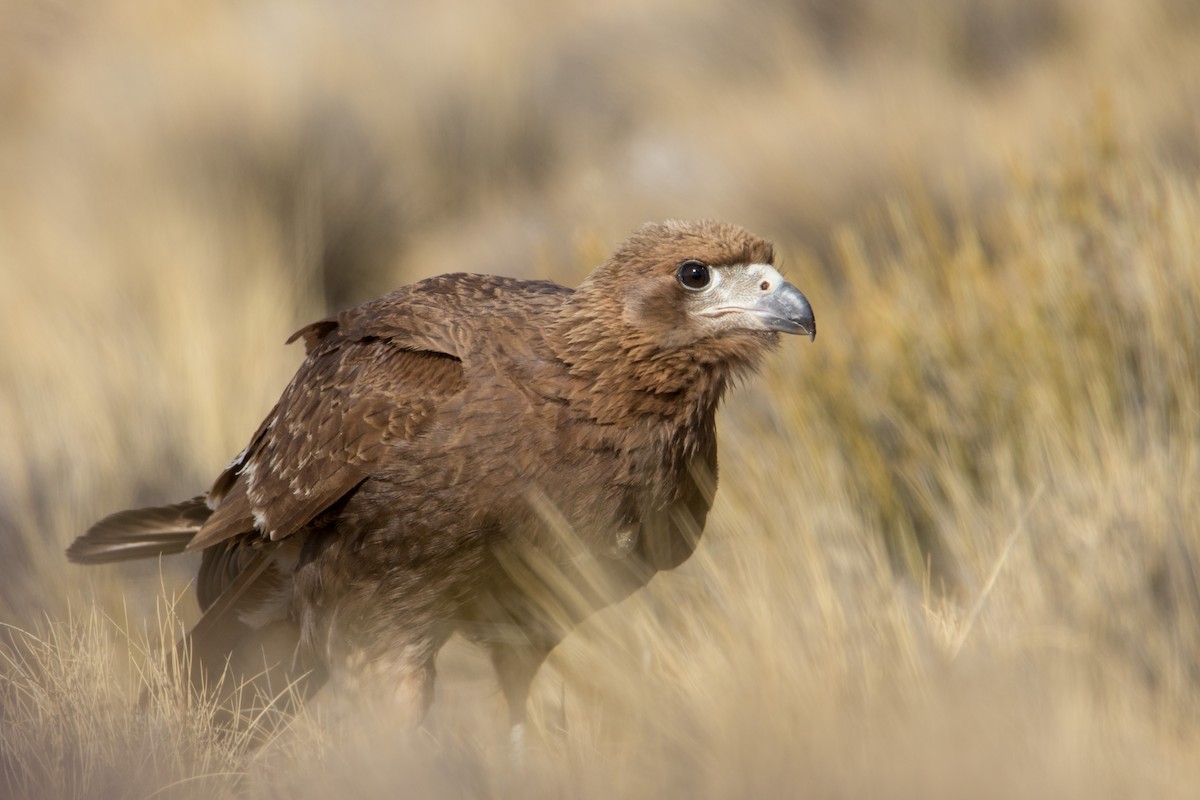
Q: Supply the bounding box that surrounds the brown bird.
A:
[68,220,814,744]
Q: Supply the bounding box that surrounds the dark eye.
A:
[677,260,711,291]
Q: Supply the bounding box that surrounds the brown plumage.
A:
[68,220,814,737]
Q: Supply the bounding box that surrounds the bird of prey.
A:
[68,220,815,744]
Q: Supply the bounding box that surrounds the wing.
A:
[185,283,473,553]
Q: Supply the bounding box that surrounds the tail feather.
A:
[67,495,211,564]
[74,494,324,733]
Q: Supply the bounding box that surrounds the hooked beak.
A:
[752,282,816,340]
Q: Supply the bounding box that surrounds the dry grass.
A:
[3,0,1200,797]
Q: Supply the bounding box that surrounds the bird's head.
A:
[608,220,814,347]
[558,220,814,395]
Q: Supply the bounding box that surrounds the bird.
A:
[67,219,815,746]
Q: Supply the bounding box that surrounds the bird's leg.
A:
[390,658,436,726]
[339,646,437,729]
[489,640,552,764]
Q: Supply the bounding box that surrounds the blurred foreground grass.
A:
[3,1,1200,797]
[4,127,1199,799]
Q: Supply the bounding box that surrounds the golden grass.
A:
[4,0,1200,797]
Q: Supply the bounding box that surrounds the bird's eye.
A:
[677,260,711,291]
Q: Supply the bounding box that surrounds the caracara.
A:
[68,220,814,743]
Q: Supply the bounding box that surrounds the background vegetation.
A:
[3,0,1200,796]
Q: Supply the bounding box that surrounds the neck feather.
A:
[550,294,772,425]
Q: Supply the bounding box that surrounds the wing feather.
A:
[187,284,472,552]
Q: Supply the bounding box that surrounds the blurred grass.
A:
[3,0,1200,797]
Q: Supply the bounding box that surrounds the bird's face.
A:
[671,259,816,341]
[609,221,815,351]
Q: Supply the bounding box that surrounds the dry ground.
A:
[3,1,1200,797]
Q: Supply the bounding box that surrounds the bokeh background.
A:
[3,1,1200,797]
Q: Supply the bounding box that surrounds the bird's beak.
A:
[752,282,816,341]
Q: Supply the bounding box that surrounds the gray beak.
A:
[754,282,816,341]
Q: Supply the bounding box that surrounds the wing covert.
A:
[188,321,464,551]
